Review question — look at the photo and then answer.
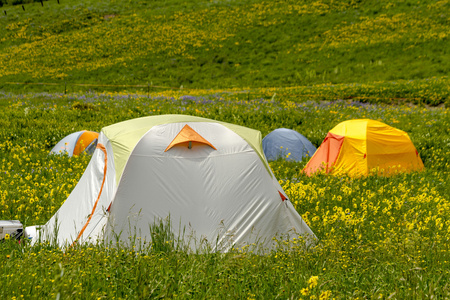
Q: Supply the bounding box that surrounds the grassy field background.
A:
[0,0,449,99]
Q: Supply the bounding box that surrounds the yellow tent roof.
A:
[305,119,424,177]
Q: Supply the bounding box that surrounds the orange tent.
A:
[304,119,424,177]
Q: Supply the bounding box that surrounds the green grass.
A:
[0,90,449,298]
[0,0,449,99]
[1,0,450,298]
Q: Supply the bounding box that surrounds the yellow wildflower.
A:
[301,288,309,296]
[308,275,319,288]
[319,290,332,300]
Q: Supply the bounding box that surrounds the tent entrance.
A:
[304,133,344,175]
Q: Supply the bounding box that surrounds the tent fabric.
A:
[50,130,99,157]
[304,119,424,177]
[34,115,315,252]
[101,114,270,184]
[73,131,99,156]
[303,133,344,176]
[262,128,316,162]
[165,124,217,151]
[72,143,108,246]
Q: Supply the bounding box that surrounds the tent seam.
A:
[71,143,108,247]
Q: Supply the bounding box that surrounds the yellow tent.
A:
[304,119,424,177]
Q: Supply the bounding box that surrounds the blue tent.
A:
[262,128,317,161]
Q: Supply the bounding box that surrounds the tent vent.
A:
[165,124,216,151]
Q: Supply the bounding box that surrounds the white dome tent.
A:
[31,115,315,252]
[49,130,99,157]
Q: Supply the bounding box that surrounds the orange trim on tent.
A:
[165,124,217,152]
[73,131,99,156]
[303,133,345,176]
[71,143,107,247]
[278,191,287,202]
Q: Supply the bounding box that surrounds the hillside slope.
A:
[0,0,449,90]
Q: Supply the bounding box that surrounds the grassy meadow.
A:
[0,0,449,95]
[0,89,449,299]
[1,0,450,298]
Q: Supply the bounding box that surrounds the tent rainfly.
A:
[32,115,315,252]
[50,130,99,157]
[303,119,424,177]
[262,128,316,161]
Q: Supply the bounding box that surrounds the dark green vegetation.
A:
[0,0,449,98]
